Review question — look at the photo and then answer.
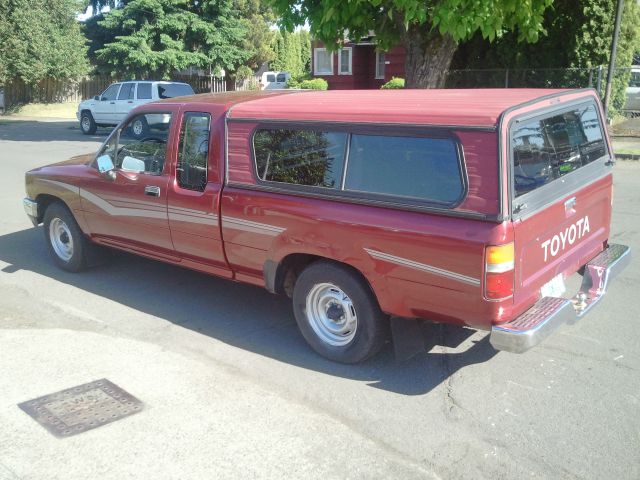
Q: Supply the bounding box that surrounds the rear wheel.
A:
[80,111,97,135]
[293,261,388,363]
[43,203,89,272]
[131,117,148,139]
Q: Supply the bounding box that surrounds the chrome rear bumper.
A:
[490,244,631,353]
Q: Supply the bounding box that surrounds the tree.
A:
[0,0,90,85]
[268,0,553,88]
[270,30,311,78]
[95,0,249,79]
[453,0,640,111]
[235,0,277,71]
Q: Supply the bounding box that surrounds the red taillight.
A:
[484,243,514,301]
[485,270,514,300]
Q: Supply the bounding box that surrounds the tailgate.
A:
[509,98,613,303]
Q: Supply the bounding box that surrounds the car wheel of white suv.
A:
[80,111,97,135]
[131,117,148,139]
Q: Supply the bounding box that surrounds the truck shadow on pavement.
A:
[0,120,111,143]
[0,227,498,396]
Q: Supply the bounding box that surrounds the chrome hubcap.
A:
[49,218,74,261]
[81,116,90,131]
[305,283,357,346]
[132,120,143,136]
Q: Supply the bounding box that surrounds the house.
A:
[311,36,405,89]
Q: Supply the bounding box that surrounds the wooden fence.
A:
[2,74,260,109]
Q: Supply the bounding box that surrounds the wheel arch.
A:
[35,194,68,223]
[264,253,380,307]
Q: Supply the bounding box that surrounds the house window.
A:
[375,52,386,79]
[314,48,333,75]
[338,48,352,75]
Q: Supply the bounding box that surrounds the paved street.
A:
[0,119,638,480]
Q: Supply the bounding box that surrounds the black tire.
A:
[80,111,97,135]
[293,261,388,363]
[43,202,89,272]
[131,116,148,139]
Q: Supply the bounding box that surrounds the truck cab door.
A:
[166,109,231,277]
[81,111,176,258]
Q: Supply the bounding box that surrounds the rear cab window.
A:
[510,100,610,214]
[252,127,465,207]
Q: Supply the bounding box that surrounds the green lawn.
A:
[3,102,77,119]
[614,147,640,155]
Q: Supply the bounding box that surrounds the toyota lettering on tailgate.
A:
[541,216,591,262]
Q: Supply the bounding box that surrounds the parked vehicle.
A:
[260,71,290,90]
[625,66,640,111]
[25,89,630,363]
[76,81,194,135]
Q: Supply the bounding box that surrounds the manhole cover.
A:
[18,379,143,438]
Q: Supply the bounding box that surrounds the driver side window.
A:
[99,112,172,175]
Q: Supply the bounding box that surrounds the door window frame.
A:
[175,111,212,192]
[94,110,175,176]
[101,83,121,101]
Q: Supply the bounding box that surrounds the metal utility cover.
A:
[18,378,143,438]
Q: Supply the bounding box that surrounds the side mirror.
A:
[93,95,100,101]
[121,155,145,174]
[97,154,115,174]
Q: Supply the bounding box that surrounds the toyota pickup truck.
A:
[23,89,630,363]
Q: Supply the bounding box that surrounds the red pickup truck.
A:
[23,89,630,363]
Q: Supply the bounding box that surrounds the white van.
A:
[260,71,290,90]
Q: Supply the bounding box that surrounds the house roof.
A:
[158,89,593,128]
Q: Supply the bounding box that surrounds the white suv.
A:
[77,80,194,135]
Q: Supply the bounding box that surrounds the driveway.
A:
[0,119,639,480]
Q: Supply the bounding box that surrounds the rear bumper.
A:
[490,244,631,353]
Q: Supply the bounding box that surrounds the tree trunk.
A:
[403,26,457,88]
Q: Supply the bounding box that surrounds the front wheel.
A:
[293,261,388,363]
[80,111,97,135]
[43,203,89,272]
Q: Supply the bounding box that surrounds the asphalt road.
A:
[0,119,638,480]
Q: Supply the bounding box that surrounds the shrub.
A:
[381,77,405,89]
[235,65,254,81]
[287,75,328,90]
[298,78,328,90]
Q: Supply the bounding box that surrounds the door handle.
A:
[127,101,134,103]
[144,185,160,197]
[110,101,115,104]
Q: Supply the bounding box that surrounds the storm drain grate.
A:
[18,378,143,438]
